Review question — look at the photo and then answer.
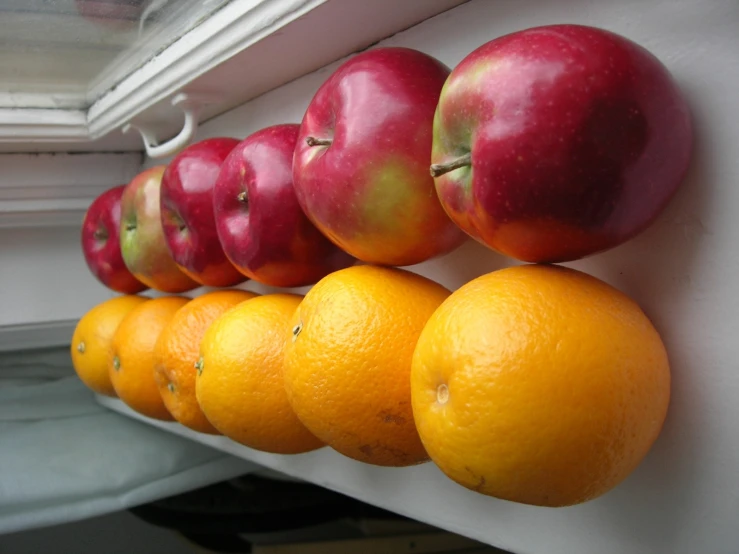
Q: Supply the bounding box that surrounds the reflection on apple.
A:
[120,166,198,293]
[214,124,355,288]
[81,185,148,294]
[293,47,466,267]
[161,138,245,287]
[431,24,693,263]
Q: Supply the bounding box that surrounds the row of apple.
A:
[82,23,693,293]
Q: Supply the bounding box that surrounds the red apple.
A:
[160,138,245,287]
[213,124,355,287]
[293,47,466,266]
[120,167,199,293]
[431,24,693,263]
[81,185,148,294]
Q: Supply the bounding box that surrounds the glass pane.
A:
[0,0,232,109]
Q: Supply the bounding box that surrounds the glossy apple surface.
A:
[431,24,693,263]
[161,138,244,287]
[120,166,199,293]
[81,185,148,294]
[214,124,355,287]
[293,47,466,266]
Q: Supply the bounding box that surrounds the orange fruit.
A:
[411,264,670,507]
[197,294,323,454]
[284,265,451,466]
[154,290,257,433]
[71,295,148,396]
[110,296,189,420]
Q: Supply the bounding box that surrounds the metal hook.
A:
[122,93,205,159]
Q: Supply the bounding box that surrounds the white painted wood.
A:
[0,0,230,112]
[84,0,235,105]
[0,93,91,112]
[85,0,468,142]
[0,226,118,327]
[0,3,137,110]
[0,153,142,330]
[0,134,143,154]
[131,1,739,553]
[0,320,77,353]
[0,153,143,228]
[0,0,467,150]
[0,11,134,47]
[85,0,326,136]
[0,109,88,142]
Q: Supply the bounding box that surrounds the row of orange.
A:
[72,263,670,508]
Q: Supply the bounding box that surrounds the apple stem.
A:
[237,191,248,204]
[430,153,472,178]
[306,136,333,147]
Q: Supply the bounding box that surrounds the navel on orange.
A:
[411,264,671,507]
[110,296,189,420]
[71,295,148,396]
[154,289,257,433]
[284,265,451,466]
[197,294,323,454]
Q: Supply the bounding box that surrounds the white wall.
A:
[0,152,142,333]
[0,226,116,327]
